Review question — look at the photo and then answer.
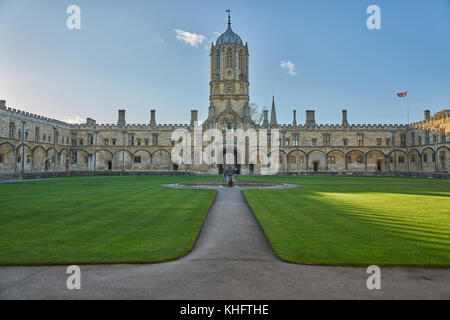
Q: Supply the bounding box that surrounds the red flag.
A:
[397,91,408,98]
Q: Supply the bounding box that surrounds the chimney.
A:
[0,100,5,108]
[86,118,96,126]
[293,110,297,126]
[263,109,269,125]
[305,110,316,126]
[117,109,126,126]
[342,109,348,126]
[190,110,198,126]
[424,110,431,121]
[150,109,156,126]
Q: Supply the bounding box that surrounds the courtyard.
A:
[0,175,449,299]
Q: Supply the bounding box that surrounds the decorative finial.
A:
[226,9,231,26]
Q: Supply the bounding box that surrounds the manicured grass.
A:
[0,176,219,265]
[242,176,450,266]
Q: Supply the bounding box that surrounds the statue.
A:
[228,169,234,187]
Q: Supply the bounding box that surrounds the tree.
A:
[250,102,264,125]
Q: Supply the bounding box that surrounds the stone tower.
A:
[207,12,250,127]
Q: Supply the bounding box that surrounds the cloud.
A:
[280,60,298,76]
[174,29,207,47]
[66,116,85,124]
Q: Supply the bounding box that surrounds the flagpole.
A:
[406,91,410,125]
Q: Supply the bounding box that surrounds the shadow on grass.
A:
[244,185,450,266]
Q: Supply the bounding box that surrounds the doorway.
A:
[377,159,383,172]
[313,161,319,172]
[107,161,112,170]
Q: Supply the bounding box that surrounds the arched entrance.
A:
[218,148,241,174]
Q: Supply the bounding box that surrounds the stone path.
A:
[0,186,449,299]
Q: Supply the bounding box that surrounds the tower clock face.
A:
[226,85,232,93]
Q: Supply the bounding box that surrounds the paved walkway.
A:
[0,186,449,299]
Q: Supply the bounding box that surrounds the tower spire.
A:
[270,96,278,125]
[226,9,231,26]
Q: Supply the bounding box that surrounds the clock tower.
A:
[207,11,251,126]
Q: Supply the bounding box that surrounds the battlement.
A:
[258,123,412,131]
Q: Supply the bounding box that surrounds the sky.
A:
[0,0,449,125]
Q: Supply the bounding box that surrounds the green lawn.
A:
[0,175,219,265]
[242,176,450,266]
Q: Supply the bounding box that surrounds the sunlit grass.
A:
[243,177,450,266]
[0,176,219,265]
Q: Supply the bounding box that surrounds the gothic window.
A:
[418,136,422,145]
[343,138,348,146]
[112,139,117,146]
[328,156,336,164]
[377,138,382,146]
[88,134,94,145]
[152,134,158,146]
[411,132,416,145]
[9,122,15,139]
[71,135,77,146]
[0,154,3,163]
[215,50,220,71]
[311,138,317,147]
[226,48,233,69]
[357,134,364,147]
[288,155,296,164]
[400,133,407,146]
[239,50,244,70]
[386,138,391,146]
[293,135,299,146]
[411,155,416,163]
[144,138,149,146]
[17,154,21,163]
[104,139,109,146]
[128,135,134,146]
[35,127,40,141]
[134,156,141,164]
[136,138,142,146]
[357,155,364,164]
[70,150,78,164]
[323,134,330,146]
[398,156,405,164]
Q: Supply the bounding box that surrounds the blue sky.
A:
[0,0,449,125]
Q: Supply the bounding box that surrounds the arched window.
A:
[226,48,233,69]
[215,50,220,71]
[239,50,244,70]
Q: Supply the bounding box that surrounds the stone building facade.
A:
[0,17,449,178]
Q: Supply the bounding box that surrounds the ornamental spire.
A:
[226,9,231,27]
